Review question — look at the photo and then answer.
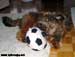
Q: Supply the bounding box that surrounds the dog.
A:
[35,11,67,48]
[2,11,67,48]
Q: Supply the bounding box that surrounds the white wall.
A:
[71,7,75,28]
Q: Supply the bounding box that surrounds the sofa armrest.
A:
[0,0,9,9]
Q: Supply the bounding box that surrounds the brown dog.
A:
[2,12,67,49]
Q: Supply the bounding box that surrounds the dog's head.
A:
[16,11,66,49]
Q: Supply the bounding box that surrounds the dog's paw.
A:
[16,31,25,42]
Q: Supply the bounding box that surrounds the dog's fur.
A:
[2,11,67,48]
[35,11,67,48]
[2,0,72,50]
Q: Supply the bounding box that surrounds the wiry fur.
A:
[2,12,67,48]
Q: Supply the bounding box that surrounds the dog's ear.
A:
[16,12,38,42]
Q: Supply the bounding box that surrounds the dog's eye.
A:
[56,16,61,20]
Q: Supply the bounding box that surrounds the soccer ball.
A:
[25,27,47,51]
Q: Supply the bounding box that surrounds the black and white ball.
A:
[25,27,47,51]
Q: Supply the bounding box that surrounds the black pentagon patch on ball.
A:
[41,31,47,37]
[32,28,37,33]
[44,43,47,49]
[32,49,39,51]
[26,36,30,44]
[36,38,42,46]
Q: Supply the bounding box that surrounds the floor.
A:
[49,27,75,57]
